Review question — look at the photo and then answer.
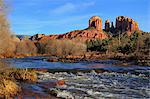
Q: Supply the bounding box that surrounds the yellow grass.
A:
[0,79,21,98]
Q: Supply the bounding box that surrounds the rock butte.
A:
[115,16,139,35]
[105,19,110,32]
[31,16,139,42]
[89,16,102,31]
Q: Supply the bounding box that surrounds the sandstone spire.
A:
[105,19,110,32]
[89,16,102,31]
[110,22,115,33]
[116,16,139,33]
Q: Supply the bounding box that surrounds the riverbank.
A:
[0,68,37,98]
[0,53,149,98]
[46,52,150,66]
[0,60,149,98]
[2,68,148,99]
[0,51,149,66]
[0,53,45,58]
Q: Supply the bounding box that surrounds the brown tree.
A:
[0,0,15,55]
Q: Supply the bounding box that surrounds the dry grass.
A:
[1,68,37,82]
[0,79,21,98]
[10,69,37,82]
[0,68,37,98]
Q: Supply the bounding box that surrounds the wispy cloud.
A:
[52,2,95,14]
[52,3,75,14]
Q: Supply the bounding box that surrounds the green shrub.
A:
[86,39,109,52]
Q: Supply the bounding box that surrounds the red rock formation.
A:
[62,29,108,40]
[110,22,115,33]
[38,16,108,42]
[30,34,45,41]
[105,19,110,32]
[36,16,140,42]
[39,29,108,42]
[38,15,143,42]
[32,15,142,43]
[89,16,102,31]
[116,16,139,33]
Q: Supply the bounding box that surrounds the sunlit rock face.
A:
[103,16,140,36]
[38,16,109,41]
[63,29,108,40]
[36,16,141,42]
[39,29,108,42]
[115,16,139,34]
[89,16,102,31]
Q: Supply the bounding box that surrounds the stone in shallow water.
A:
[48,88,74,99]
[56,80,65,86]
[38,80,65,89]
[38,71,150,98]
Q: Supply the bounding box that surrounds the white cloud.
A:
[52,2,95,14]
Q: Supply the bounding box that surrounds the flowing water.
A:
[0,56,150,99]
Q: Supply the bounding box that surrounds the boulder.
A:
[56,80,65,86]
[39,80,65,89]
[48,88,74,99]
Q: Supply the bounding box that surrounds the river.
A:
[0,56,150,99]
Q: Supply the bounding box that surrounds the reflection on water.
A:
[1,56,150,72]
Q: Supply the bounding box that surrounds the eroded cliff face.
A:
[63,29,108,40]
[35,15,140,42]
[115,16,139,35]
[103,16,139,36]
[39,29,108,42]
[38,16,108,42]
[105,19,110,32]
[89,16,102,31]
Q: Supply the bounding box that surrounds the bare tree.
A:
[0,0,15,54]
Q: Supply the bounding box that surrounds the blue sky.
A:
[8,0,150,35]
